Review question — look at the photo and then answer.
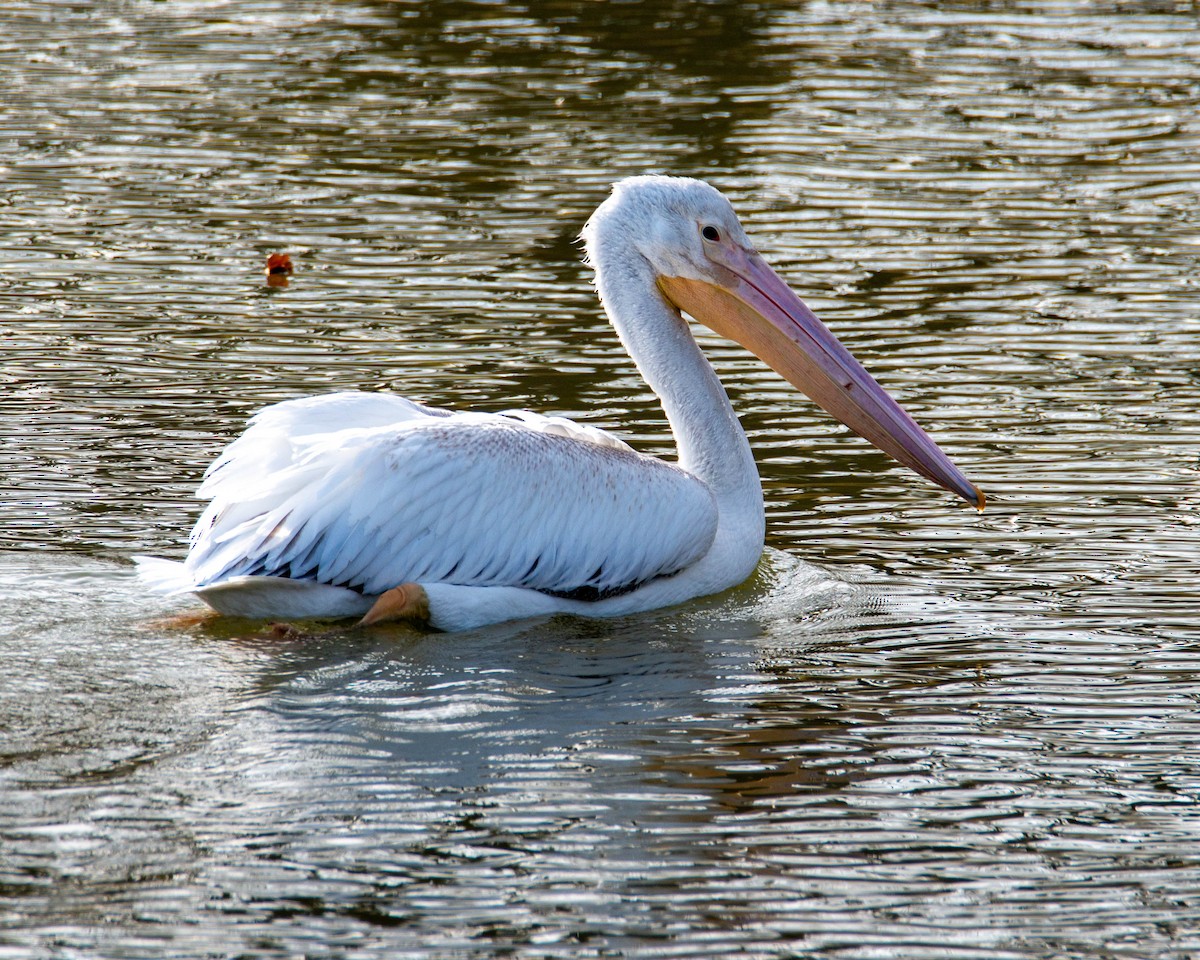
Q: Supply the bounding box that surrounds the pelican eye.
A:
[701,225,721,242]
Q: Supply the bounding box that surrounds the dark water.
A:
[4,2,1200,957]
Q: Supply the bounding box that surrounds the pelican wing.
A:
[184,392,718,599]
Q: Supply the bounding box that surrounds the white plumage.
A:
[139,176,981,631]
[186,392,717,599]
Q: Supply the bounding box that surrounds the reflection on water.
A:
[4,1,1200,957]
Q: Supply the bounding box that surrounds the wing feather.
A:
[185,392,718,599]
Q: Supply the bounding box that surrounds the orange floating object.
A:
[265,252,293,287]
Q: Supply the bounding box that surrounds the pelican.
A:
[137,176,983,632]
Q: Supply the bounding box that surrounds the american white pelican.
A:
[138,176,982,632]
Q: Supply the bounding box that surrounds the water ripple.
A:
[5,0,1200,957]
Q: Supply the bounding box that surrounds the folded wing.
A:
[184,392,718,600]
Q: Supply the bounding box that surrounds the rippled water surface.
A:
[4,1,1200,957]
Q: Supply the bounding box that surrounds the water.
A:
[3,1,1200,956]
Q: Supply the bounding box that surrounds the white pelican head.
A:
[585,176,984,509]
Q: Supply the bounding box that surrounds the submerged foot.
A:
[358,582,430,627]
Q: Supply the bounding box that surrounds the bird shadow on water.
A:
[136,547,998,794]
[96,549,859,772]
[1,545,1111,805]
